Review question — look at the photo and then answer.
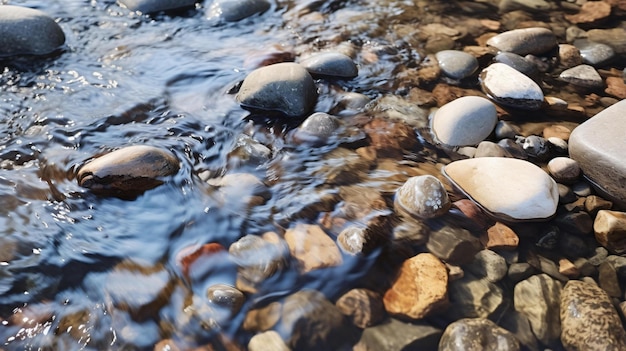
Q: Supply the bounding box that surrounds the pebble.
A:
[587,28,626,55]
[486,27,557,56]
[606,76,626,99]
[206,284,245,319]
[394,175,451,219]
[494,121,521,140]
[560,280,626,351]
[498,0,552,13]
[442,157,559,221]
[426,225,482,265]
[337,226,378,256]
[558,258,580,278]
[206,0,270,22]
[493,52,539,79]
[284,224,342,272]
[118,0,196,13]
[292,112,340,144]
[465,249,508,283]
[574,39,616,66]
[299,52,358,78]
[543,124,571,141]
[474,141,508,158]
[383,253,449,320]
[228,233,288,293]
[438,318,520,351]
[514,274,562,346]
[354,318,442,351]
[498,139,528,159]
[481,222,519,250]
[77,145,179,196]
[558,44,583,68]
[248,331,290,351]
[236,62,318,117]
[564,1,612,24]
[0,6,65,57]
[520,135,550,160]
[559,64,604,89]
[547,157,580,184]
[435,50,479,80]
[336,289,385,329]
[569,99,626,203]
[445,272,504,320]
[431,96,497,147]
[584,195,612,217]
[480,63,544,110]
[594,210,626,254]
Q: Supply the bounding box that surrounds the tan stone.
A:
[594,210,626,254]
[482,222,519,250]
[605,76,626,99]
[542,124,572,141]
[565,1,612,24]
[558,258,580,278]
[383,253,449,319]
[285,224,343,272]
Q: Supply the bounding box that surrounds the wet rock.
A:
[313,147,371,185]
[332,185,391,237]
[606,76,626,99]
[486,27,557,56]
[481,222,519,250]
[494,52,539,78]
[394,175,451,219]
[495,121,521,140]
[206,0,270,22]
[474,141,508,158]
[443,157,559,221]
[547,157,580,184]
[559,64,604,89]
[514,274,562,345]
[480,63,544,110]
[426,225,482,265]
[439,318,520,351]
[445,272,504,320]
[208,173,270,209]
[176,242,227,279]
[248,331,290,351]
[118,0,196,13]
[243,301,281,332]
[584,195,612,217]
[435,50,479,80]
[299,52,358,78]
[206,284,245,320]
[292,112,340,144]
[337,226,380,256]
[560,280,626,351]
[574,39,615,66]
[278,290,356,351]
[284,224,342,273]
[558,44,583,69]
[587,28,626,55]
[594,210,626,254]
[336,288,385,328]
[508,263,535,283]
[565,1,612,25]
[363,118,419,158]
[77,145,180,196]
[598,261,622,298]
[331,91,370,116]
[236,62,318,117]
[383,253,449,320]
[547,137,568,155]
[465,249,508,283]
[0,6,65,57]
[569,99,626,204]
[354,318,442,351]
[431,96,497,147]
[498,0,552,12]
[543,124,571,141]
[228,233,288,293]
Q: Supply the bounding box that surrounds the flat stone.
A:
[594,210,626,254]
[431,96,498,147]
[574,39,615,66]
[336,289,385,328]
[438,318,520,351]
[284,224,342,273]
[206,0,270,22]
[481,222,519,250]
[569,99,626,204]
[514,274,562,345]
[560,280,626,351]
[559,64,604,89]
[0,6,65,57]
[236,62,318,117]
[435,50,479,80]
[299,52,358,78]
[445,272,504,320]
[486,27,557,56]
[480,63,544,110]
[426,225,482,265]
[565,1,612,24]
[354,318,442,351]
[383,253,449,319]
[77,145,180,196]
[442,157,559,221]
[118,0,196,13]
[394,175,451,219]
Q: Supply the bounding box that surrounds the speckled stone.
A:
[293,112,340,144]
[559,64,604,89]
[394,175,451,219]
[560,280,626,351]
[300,51,358,78]
[480,63,544,110]
[486,27,557,55]
[435,50,479,80]
[118,0,196,13]
[431,96,498,147]
[0,6,65,57]
[438,318,520,351]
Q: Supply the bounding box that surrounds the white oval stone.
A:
[432,96,497,147]
[442,157,559,221]
[480,63,544,110]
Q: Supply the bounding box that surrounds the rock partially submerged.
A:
[117,0,197,13]
[0,6,65,57]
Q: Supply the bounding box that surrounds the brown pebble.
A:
[565,1,612,24]
[336,289,385,328]
[542,125,572,141]
[558,258,580,278]
[594,210,626,254]
[605,76,626,99]
[584,195,613,217]
[482,222,519,250]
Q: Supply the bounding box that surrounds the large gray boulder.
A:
[0,6,65,57]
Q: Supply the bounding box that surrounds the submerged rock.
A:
[77,145,179,196]
[118,0,197,13]
[299,52,358,78]
[394,175,451,219]
[236,62,318,117]
[0,6,65,57]
[206,0,271,22]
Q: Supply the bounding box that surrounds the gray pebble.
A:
[206,0,270,22]
[474,141,508,158]
[435,50,479,80]
[118,0,196,13]
[0,6,65,57]
[486,27,557,56]
[494,121,521,140]
[494,52,539,79]
[574,39,616,66]
[559,64,604,89]
[300,52,358,78]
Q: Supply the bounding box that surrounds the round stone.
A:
[486,27,557,56]
[293,112,340,144]
[574,39,615,66]
[480,63,544,110]
[431,96,497,147]
[394,175,451,219]
[236,62,318,117]
[442,157,559,221]
[547,157,580,184]
[206,0,270,22]
[206,284,245,315]
[435,50,479,80]
[439,318,520,351]
[299,52,358,78]
[494,52,539,78]
[0,6,65,57]
[118,0,197,13]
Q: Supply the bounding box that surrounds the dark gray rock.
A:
[355,318,442,351]
[445,272,504,320]
[426,225,481,265]
[435,50,479,80]
[494,52,539,79]
[439,318,520,351]
[207,0,270,22]
[236,62,318,117]
[118,0,197,13]
[559,64,604,89]
[0,6,65,57]
[293,112,340,144]
[300,52,358,78]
